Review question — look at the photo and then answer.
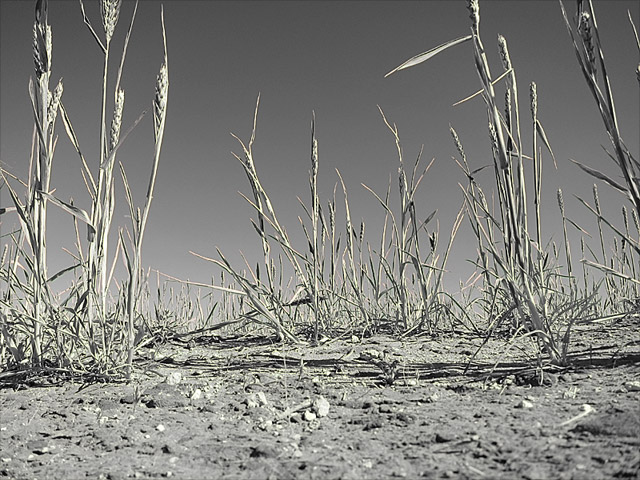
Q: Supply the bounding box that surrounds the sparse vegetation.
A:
[0,0,637,380]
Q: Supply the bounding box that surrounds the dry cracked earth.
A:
[1,318,639,479]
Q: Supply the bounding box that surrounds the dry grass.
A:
[1,0,638,379]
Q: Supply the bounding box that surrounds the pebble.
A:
[313,396,330,417]
[624,381,640,392]
[165,372,182,386]
[516,399,534,409]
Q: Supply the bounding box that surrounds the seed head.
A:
[101,0,122,44]
[592,184,601,213]
[488,122,504,169]
[505,89,512,125]
[110,88,124,152]
[467,0,480,35]
[530,82,538,119]
[311,138,318,179]
[154,62,168,137]
[47,79,63,128]
[497,35,512,70]
[450,127,465,161]
[578,12,596,75]
[557,188,565,216]
[32,22,51,77]
[328,201,335,235]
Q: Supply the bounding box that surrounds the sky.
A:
[1,0,639,298]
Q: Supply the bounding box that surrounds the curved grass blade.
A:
[39,191,96,237]
[385,35,472,78]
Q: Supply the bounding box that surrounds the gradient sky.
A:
[1,0,639,296]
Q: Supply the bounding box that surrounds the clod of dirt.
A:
[250,443,279,458]
[572,408,640,438]
[434,432,455,443]
[142,383,189,409]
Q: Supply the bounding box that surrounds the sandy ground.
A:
[1,318,639,479]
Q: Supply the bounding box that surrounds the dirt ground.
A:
[1,317,639,480]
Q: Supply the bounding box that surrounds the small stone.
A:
[190,389,203,400]
[313,396,330,417]
[624,381,640,392]
[304,410,317,422]
[165,372,182,386]
[516,399,534,409]
[245,392,268,408]
[156,424,166,432]
[434,432,454,443]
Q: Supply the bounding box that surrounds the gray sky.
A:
[1,0,639,295]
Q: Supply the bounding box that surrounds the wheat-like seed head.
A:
[47,78,63,127]
[154,62,168,136]
[311,138,318,178]
[478,188,488,211]
[632,208,640,234]
[110,88,124,152]
[32,23,51,78]
[399,167,407,201]
[578,11,596,75]
[636,64,640,83]
[497,35,512,71]
[622,205,629,232]
[557,188,565,216]
[592,184,601,213]
[505,89,512,124]
[467,0,480,35]
[0,244,7,267]
[100,0,122,44]
[450,127,467,163]
[530,82,538,119]
[488,122,501,167]
[328,201,335,235]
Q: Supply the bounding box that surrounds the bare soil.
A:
[1,318,639,480]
